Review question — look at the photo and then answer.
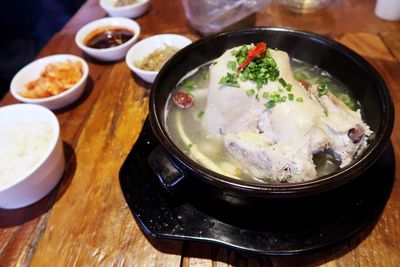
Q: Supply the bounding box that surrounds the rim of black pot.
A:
[149,27,394,198]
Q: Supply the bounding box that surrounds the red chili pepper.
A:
[237,42,267,71]
[173,92,193,108]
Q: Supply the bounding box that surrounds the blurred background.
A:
[0,0,85,100]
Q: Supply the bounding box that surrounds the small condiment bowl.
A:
[75,17,140,61]
[10,54,89,110]
[0,104,64,209]
[100,0,150,18]
[125,34,192,83]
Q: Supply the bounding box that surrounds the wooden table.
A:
[1,0,400,266]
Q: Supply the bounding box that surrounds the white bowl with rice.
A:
[99,0,150,18]
[0,104,65,209]
[126,34,192,83]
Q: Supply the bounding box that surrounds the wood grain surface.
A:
[1,0,399,266]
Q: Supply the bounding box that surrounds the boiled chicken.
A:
[203,46,371,183]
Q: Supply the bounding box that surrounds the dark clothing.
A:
[0,0,84,99]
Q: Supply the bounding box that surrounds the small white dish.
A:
[125,34,192,83]
[100,0,150,18]
[0,104,65,209]
[75,17,140,61]
[10,54,89,110]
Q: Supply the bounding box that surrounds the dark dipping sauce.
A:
[84,26,134,49]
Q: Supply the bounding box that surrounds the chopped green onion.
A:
[339,94,356,110]
[224,44,280,89]
[246,89,255,96]
[219,73,240,87]
[288,93,294,101]
[263,92,269,98]
[188,144,193,149]
[197,111,205,118]
[318,84,329,96]
[293,71,306,81]
[279,78,287,87]
[286,84,292,92]
[265,100,276,109]
[269,91,281,102]
[182,79,195,90]
[240,45,249,53]
[238,57,246,64]
[296,97,304,102]
[248,62,256,68]
[227,61,237,70]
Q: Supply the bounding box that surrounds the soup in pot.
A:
[165,43,371,183]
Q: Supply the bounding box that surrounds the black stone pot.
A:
[148,27,394,203]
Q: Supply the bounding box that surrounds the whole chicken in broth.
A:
[165,42,372,183]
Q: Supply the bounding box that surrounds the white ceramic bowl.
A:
[100,0,150,18]
[0,104,65,209]
[75,17,140,61]
[125,34,192,83]
[10,54,89,110]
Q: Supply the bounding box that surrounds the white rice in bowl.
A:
[0,122,53,188]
